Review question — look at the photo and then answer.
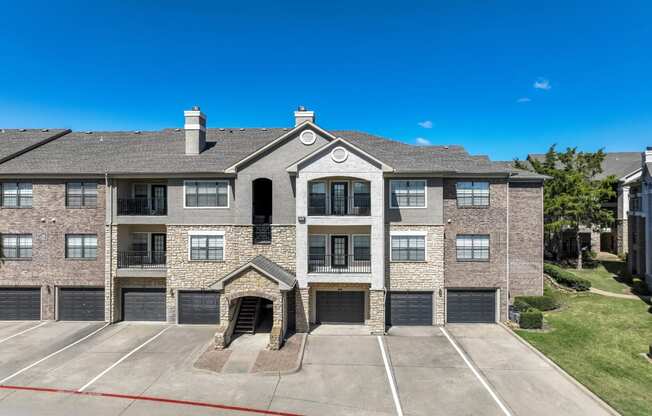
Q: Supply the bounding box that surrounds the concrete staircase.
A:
[234,297,261,334]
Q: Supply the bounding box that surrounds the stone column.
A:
[369,290,385,334]
[295,288,310,333]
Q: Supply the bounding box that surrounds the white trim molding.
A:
[388,179,428,209]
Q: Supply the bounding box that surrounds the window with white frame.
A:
[456,182,489,207]
[66,182,97,208]
[189,234,224,260]
[1,234,32,259]
[390,234,426,261]
[131,233,149,252]
[308,235,326,259]
[352,235,371,261]
[390,180,426,208]
[185,181,228,208]
[66,234,97,259]
[456,235,489,261]
[1,182,32,208]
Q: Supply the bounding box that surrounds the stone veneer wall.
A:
[508,183,544,297]
[385,224,445,325]
[443,179,509,321]
[165,225,295,323]
[0,180,106,320]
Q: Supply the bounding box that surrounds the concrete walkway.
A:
[589,287,644,300]
[221,333,268,374]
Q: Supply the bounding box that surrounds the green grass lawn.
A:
[516,288,652,416]
[569,259,633,294]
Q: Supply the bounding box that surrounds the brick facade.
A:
[508,182,544,297]
[0,179,106,320]
[443,179,509,321]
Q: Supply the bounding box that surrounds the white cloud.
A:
[417,120,433,129]
[415,137,431,146]
[516,97,532,103]
[533,78,551,90]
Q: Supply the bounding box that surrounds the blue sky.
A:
[0,1,650,160]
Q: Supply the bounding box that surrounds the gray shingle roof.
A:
[528,152,642,180]
[0,126,541,178]
[211,255,296,290]
[0,129,69,164]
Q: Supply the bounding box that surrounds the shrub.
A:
[513,298,531,312]
[514,295,559,311]
[544,263,591,291]
[520,308,543,329]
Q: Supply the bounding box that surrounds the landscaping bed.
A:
[516,284,652,416]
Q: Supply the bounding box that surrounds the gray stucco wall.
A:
[384,178,443,224]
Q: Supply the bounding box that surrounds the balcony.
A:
[308,194,370,216]
[117,251,166,269]
[117,198,167,216]
[308,255,371,274]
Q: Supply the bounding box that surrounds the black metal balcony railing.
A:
[308,194,371,216]
[307,255,371,273]
[118,251,166,269]
[117,198,167,216]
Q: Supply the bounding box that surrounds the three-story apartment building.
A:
[0,108,545,349]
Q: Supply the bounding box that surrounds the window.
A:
[185,181,228,208]
[456,235,489,261]
[190,235,224,260]
[308,235,326,258]
[456,182,489,207]
[66,234,98,259]
[1,234,32,259]
[308,182,326,215]
[131,233,149,252]
[391,234,426,261]
[353,182,371,212]
[66,182,97,208]
[1,182,32,208]
[353,235,371,261]
[390,180,426,208]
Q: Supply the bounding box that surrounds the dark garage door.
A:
[316,291,364,324]
[388,292,433,326]
[0,288,41,320]
[178,291,220,325]
[122,288,166,321]
[58,288,105,321]
[447,290,496,323]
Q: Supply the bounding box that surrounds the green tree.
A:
[518,145,616,269]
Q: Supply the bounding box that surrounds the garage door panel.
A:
[447,290,496,323]
[178,291,220,325]
[123,288,166,322]
[58,288,105,321]
[0,288,41,320]
[388,292,433,326]
[316,291,364,324]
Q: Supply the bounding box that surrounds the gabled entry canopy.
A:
[210,255,296,291]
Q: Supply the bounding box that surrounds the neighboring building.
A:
[0,107,545,348]
[625,148,652,291]
[527,152,641,257]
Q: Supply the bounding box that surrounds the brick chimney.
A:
[294,106,315,126]
[184,106,206,155]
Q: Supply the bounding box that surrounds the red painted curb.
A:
[0,385,303,416]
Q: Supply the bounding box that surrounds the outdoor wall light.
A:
[169,288,175,297]
[439,288,443,297]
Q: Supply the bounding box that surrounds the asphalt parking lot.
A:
[0,321,615,416]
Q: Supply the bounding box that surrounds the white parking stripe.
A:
[440,327,512,416]
[377,336,404,416]
[0,322,48,345]
[78,325,171,392]
[0,323,109,384]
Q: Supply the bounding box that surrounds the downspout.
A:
[105,172,113,323]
